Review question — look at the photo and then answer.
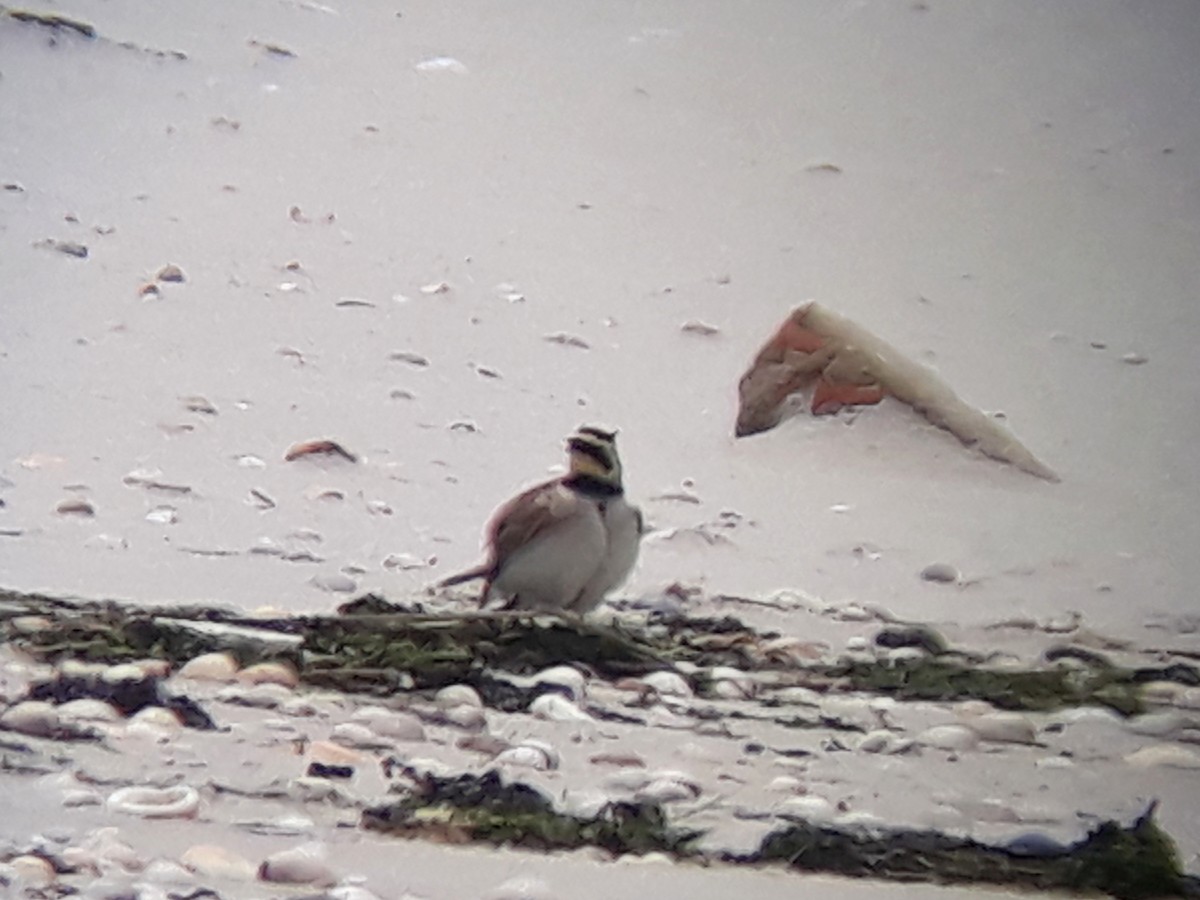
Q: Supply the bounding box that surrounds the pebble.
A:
[857,730,914,754]
[916,724,980,751]
[177,652,241,682]
[0,700,62,737]
[107,785,200,819]
[238,661,300,688]
[258,843,337,886]
[1124,743,1200,769]
[530,694,591,722]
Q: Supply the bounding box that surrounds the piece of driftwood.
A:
[735,301,1059,481]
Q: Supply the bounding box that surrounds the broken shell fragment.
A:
[156,263,186,282]
[284,439,358,463]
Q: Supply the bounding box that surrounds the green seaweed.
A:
[749,800,1194,899]
[363,769,701,857]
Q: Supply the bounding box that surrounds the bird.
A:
[437,425,642,614]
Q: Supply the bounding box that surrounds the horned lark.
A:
[438,426,642,614]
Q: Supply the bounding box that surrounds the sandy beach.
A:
[2,1,1200,897]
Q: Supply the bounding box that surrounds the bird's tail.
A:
[437,564,491,588]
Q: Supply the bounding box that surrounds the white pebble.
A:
[640,671,692,697]
[0,701,61,737]
[258,843,336,886]
[435,684,482,709]
[178,652,240,682]
[128,707,182,731]
[529,694,591,722]
[107,785,200,819]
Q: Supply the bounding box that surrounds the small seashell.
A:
[284,439,357,463]
[382,552,429,570]
[216,683,293,709]
[680,320,720,336]
[107,785,200,819]
[156,264,186,283]
[56,497,95,517]
[639,670,692,698]
[443,704,487,730]
[307,740,368,767]
[533,665,587,701]
[146,505,178,524]
[418,280,451,294]
[63,789,103,807]
[181,395,218,415]
[435,685,483,709]
[414,58,468,75]
[330,722,392,750]
[920,562,960,584]
[57,699,122,724]
[335,296,374,308]
[1121,352,1148,365]
[238,661,299,689]
[178,652,240,682]
[495,741,559,771]
[635,773,701,803]
[709,666,756,699]
[9,855,56,888]
[311,572,358,593]
[258,844,336,886]
[390,350,431,367]
[780,795,836,821]
[482,877,554,900]
[962,711,1038,745]
[543,332,590,349]
[529,694,591,722]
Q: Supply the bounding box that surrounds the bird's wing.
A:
[488,479,587,565]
